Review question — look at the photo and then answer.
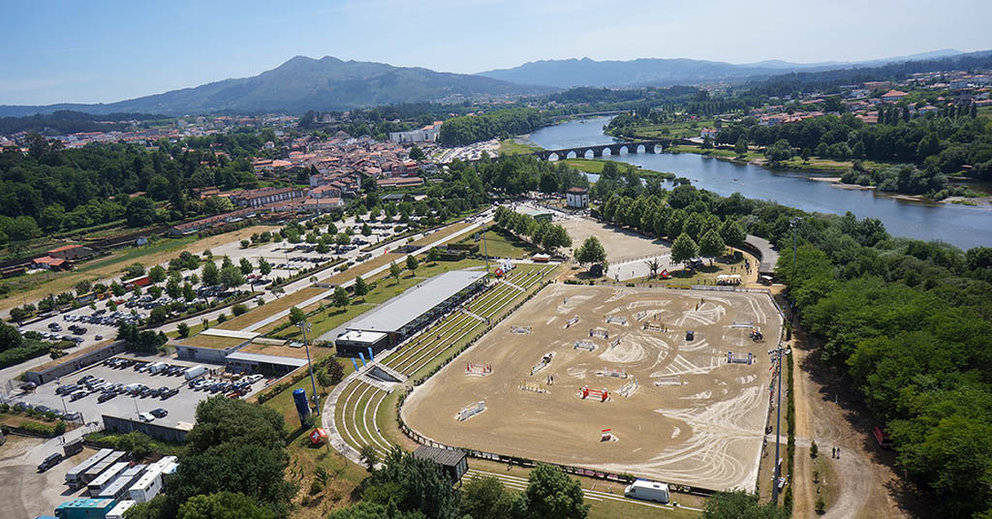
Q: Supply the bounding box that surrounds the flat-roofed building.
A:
[335,270,487,357]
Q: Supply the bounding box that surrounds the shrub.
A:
[232,304,248,316]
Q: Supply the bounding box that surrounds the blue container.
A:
[293,388,312,427]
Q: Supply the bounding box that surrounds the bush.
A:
[232,304,248,316]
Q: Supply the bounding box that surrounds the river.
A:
[526,116,992,250]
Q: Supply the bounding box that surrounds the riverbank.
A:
[664,143,992,206]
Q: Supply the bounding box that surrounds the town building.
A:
[230,186,306,208]
[388,122,442,143]
[566,187,589,209]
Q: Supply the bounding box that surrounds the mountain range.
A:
[0,56,543,117]
[0,49,984,117]
[476,50,967,88]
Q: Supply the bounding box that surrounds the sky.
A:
[2,0,991,105]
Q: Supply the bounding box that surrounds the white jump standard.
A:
[456,400,486,421]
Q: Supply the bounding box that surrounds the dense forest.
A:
[0,131,276,244]
[748,51,992,98]
[438,108,550,146]
[717,107,992,179]
[0,110,164,136]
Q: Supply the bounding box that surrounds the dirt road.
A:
[789,321,905,518]
[0,434,93,517]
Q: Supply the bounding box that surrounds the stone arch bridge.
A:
[534,140,671,161]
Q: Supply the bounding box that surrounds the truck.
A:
[105,500,137,519]
[87,461,129,497]
[82,450,126,484]
[65,448,113,488]
[624,479,670,504]
[63,439,84,457]
[184,365,208,380]
[147,362,168,374]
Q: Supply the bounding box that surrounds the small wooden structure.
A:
[413,445,468,484]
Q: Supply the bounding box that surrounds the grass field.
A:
[610,118,716,140]
[499,138,541,156]
[458,229,537,260]
[564,158,676,179]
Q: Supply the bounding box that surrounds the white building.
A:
[566,187,589,209]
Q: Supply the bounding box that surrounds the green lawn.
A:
[499,139,541,156]
[458,229,538,260]
[564,158,676,179]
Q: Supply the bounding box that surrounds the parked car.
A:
[138,412,155,423]
[37,453,63,472]
[150,408,168,418]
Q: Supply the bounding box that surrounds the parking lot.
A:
[10,356,271,427]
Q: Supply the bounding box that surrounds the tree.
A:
[427,247,441,264]
[523,464,589,519]
[149,305,169,324]
[316,368,333,394]
[719,219,747,249]
[408,146,426,161]
[289,306,306,326]
[332,286,350,308]
[703,490,787,519]
[126,262,146,278]
[326,358,344,385]
[353,276,370,301]
[699,228,726,265]
[405,255,419,275]
[250,259,269,280]
[389,261,402,284]
[125,196,158,227]
[801,147,812,164]
[764,139,794,164]
[219,265,245,289]
[574,236,607,273]
[239,257,253,276]
[165,277,181,299]
[361,223,372,237]
[232,303,248,316]
[359,444,379,472]
[176,492,276,519]
[671,232,699,269]
[460,476,514,519]
[148,265,167,283]
[735,136,749,158]
[201,261,220,286]
[541,224,571,253]
[644,258,662,278]
[0,323,23,351]
[177,322,190,339]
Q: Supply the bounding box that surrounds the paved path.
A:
[606,254,672,281]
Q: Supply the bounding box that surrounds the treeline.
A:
[544,85,701,113]
[439,108,549,146]
[779,226,992,516]
[749,52,992,98]
[453,154,589,196]
[0,131,272,242]
[0,110,164,136]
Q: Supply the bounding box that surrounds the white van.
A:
[624,480,670,504]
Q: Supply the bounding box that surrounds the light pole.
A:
[297,320,319,413]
